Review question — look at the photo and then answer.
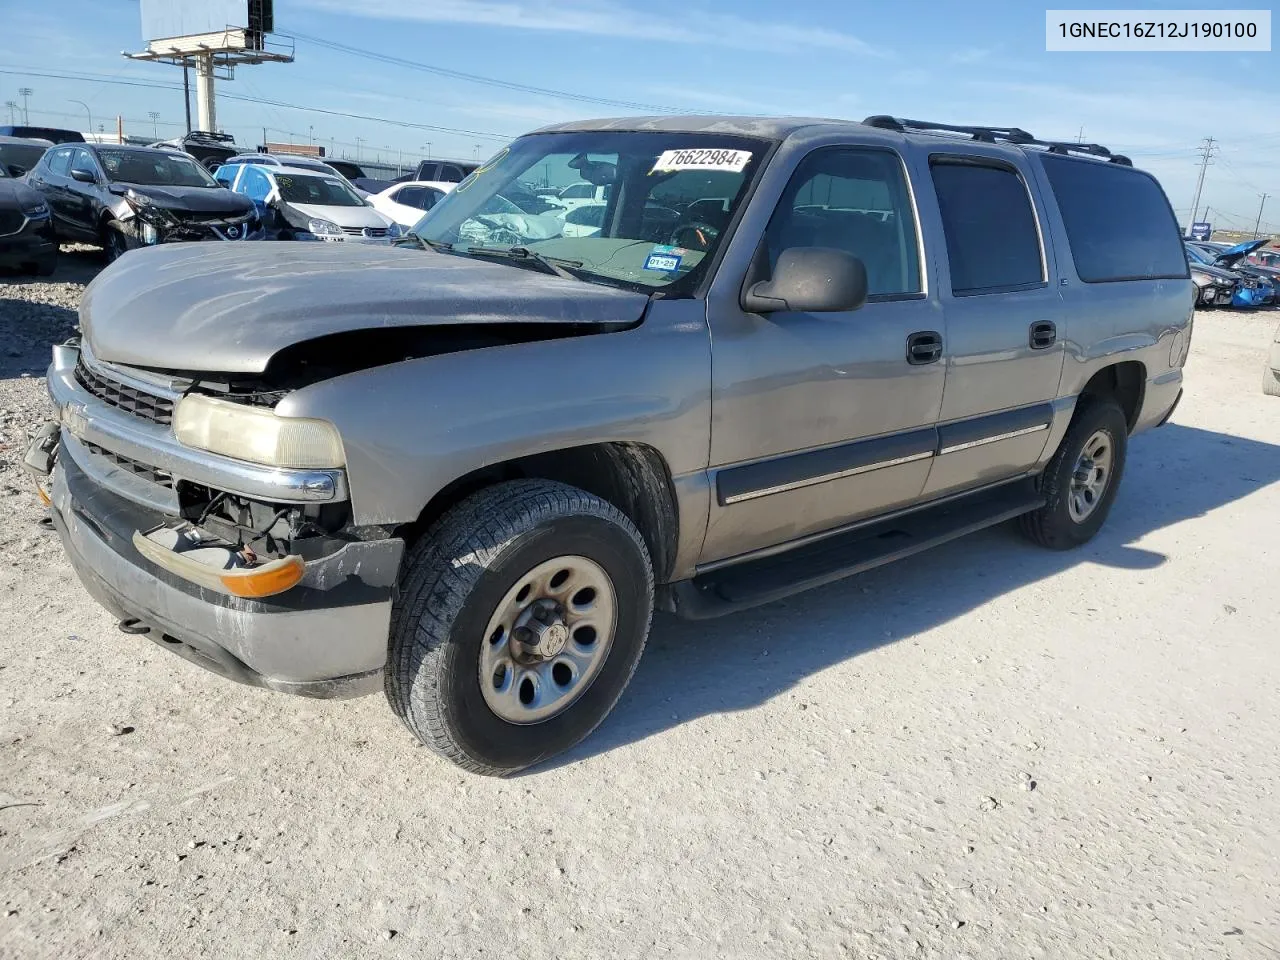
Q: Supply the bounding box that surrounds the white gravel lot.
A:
[1,255,1278,960]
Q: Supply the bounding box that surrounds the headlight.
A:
[126,188,154,208]
[19,197,49,218]
[140,222,159,245]
[307,218,343,237]
[173,394,345,469]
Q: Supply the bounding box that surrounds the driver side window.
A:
[70,148,99,181]
[764,147,922,298]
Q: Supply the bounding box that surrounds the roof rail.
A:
[862,115,1132,166]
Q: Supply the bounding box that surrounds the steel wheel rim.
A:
[1068,429,1113,522]
[478,555,617,725]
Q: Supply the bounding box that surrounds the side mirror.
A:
[71,168,97,184]
[742,247,869,314]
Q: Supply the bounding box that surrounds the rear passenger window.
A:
[930,159,1044,295]
[765,148,922,298]
[1039,155,1188,282]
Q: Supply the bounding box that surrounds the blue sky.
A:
[1,0,1275,231]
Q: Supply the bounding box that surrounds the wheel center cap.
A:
[542,623,568,657]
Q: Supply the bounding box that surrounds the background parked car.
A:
[217,161,401,242]
[367,180,453,228]
[0,134,52,178]
[0,157,57,275]
[1193,239,1279,299]
[25,143,260,261]
[149,130,241,172]
[1185,243,1262,308]
[413,159,478,183]
[0,124,84,144]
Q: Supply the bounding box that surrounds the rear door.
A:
[35,146,77,236]
[918,149,1066,498]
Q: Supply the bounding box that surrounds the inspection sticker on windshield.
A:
[644,252,683,272]
[651,148,752,174]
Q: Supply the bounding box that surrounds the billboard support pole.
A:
[183,65,192,134]
[195,52,216,132]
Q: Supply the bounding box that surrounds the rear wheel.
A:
[1019,398,1128,550]
[386,480,654,775]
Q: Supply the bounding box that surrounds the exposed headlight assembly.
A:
[307,217,343,237]
[173,394,345,469]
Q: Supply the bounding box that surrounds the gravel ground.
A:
[1,255,1278,959]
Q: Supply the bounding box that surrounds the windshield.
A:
[1185,245,1212,265]
[414,131,769,293]
[276,172,366,207]
[100,149,218,187]
[0,142,47,176]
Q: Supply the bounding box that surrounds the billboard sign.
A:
[265,142,325,158]
[141,0,272,42]
[1190,221,1212,241]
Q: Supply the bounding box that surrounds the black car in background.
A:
[0,159,57,275]
[0,134,52,178]
[25,143,260,261]
[0,125,84,144]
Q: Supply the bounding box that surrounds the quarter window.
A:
[764,147,922,298]
[930,159,1045,295]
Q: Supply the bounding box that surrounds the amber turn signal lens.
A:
[220,556,305,598]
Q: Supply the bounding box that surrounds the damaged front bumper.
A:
[32,342,403,699]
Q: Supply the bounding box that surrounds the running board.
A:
[667,479,1044,619]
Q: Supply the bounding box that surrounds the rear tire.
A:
[1019,398,1128,550]
[386,480,654,776]
[1264,362,1280,397]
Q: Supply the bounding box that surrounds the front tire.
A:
[386,480,654,775]
[1019,398,1128,550]
[100,219,130,263]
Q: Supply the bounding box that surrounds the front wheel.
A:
[100,219,130,263]
[386,480,654,775]
[1019,398,1128,550]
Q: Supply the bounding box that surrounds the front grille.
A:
[81,440,174,489]
[0,210,23,236]
[75,359,175,425]
[342,226,388,238]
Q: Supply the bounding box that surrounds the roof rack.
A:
[862,116,1132,166]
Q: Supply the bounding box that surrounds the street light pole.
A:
[309,125,314,146]
[355,137,364,161]
[68,99,94,139]
[6,101,18,125]
[148,111,160,139]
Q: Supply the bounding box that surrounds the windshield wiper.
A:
[464,245,584,280]
[395,235,452,253]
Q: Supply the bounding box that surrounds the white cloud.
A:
[298,0,885,56]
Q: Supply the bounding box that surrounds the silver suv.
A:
[27,115,1192,774]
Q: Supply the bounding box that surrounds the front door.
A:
[703,145,946,564]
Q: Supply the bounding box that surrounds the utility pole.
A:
[1186,136,1216,237]
[1076,125,1085,143]
[1255,194,1270,240]
[308,125,314,146]
[355,137,364,161]
[5,101,18,125]
[148,111,160,139]
[18,87,33,124]
[474,143,481,161]
[426,141,431,161]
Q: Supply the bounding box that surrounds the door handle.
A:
[1029,321,1057,350]
[906,331,943,365]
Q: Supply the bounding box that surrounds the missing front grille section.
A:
[74,359,175,425]
[81,441,174,489]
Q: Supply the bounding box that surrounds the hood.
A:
[285,201,389,229]
[1189,262,1239,283]
[121,183,254,217]
[1208,238,1268,268]
[80,241,650,374]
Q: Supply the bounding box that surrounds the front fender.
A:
[275,299,712,528]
